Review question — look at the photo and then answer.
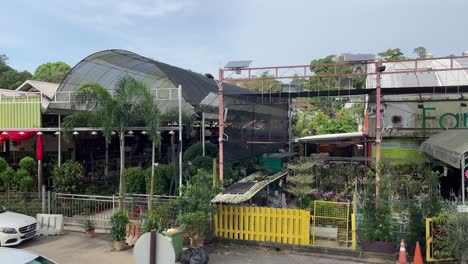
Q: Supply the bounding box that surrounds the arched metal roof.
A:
[50,49,254,113]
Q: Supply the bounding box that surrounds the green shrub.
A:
[51,160,85,193]
[176,211,210,240]
[447,212,468,262]
[110,210,129,241]
[191,156,214,171]
[124,167,146,194]
[19,176,34,192]
[19,157,37,176]
[145,165,168,195]
[0,158,7,173]
[141,203,174,233]
[0,167,15,191]
[183,143,217,161]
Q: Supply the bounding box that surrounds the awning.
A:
[295,132,364,143]
[211,171,287,204]
[419,130,468,168]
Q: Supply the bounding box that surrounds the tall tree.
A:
[413,47,427,59]
[235,71,281,93]
[63,76,160,209]
[0,54,32,89]
[378,48,405,61]
[33,62,71,83]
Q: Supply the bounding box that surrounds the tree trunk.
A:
[105,142,109,179]
[149,142,156,209]
[119,131,125,210]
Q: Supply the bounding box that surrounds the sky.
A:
[2,0,468,76]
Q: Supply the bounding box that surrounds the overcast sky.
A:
[2,0,468,76]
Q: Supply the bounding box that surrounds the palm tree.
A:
[64,76,160,209]
[292,110,312,138]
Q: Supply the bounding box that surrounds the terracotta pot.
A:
[86,230,95,238]
[114,240,126,251]
[182,232,191,246]
[190,237,204,248]
[362,241,396,254]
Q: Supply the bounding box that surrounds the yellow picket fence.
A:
[214,205,310,245]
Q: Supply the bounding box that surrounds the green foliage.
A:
[51,160,85,193]
[0,158,7,173]
[141,203,175,233]
[19,157,37,176]
[145,165,168,195]
[124,167,146,194]
[0,55,32,89]
[378,48,406,61]
[305,55,366,90]
[292,110,312,138]
[33,62,71,83]
[0,167,15,191]
[361,177,396,242]
[287,161,315,209]
[110,210,129,241]
[176,170,220,239]
[19,176,34,193]
[413,47,427,59]
[407,202,425,245]
[183,143,217,161]
[191,156,214,171]
[311,109,357,135]
[236,71,281,93]
[446,212,468,262]
[176,211,210,240]
[84,219,95,232]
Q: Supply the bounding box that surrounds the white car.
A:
[0,206,38,246]
[0,247,56,263]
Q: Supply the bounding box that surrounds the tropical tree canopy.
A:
[33,62,71,83]
[0,54,32,89]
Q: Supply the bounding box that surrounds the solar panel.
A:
[225,60,252,69]
[343,54,375,62]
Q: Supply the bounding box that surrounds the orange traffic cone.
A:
[397,239,407,264]
[412,241,423,264]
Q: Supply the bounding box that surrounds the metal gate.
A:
[311,201,351,249]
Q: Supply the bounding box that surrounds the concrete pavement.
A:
[16,232,391,264]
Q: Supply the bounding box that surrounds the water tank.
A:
[463,51,468,56]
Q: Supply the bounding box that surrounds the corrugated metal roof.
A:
[16,80,59,99]
[367,59,468,88]
[211,171,287,204]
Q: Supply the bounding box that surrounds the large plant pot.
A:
[114,240,126,251]
[190,237,204,248]
[86,230,95,238]
[362,241,396,254]
[182,232,191,246]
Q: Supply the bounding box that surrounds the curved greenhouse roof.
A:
[49,49,254,113]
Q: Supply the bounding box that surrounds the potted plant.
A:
[177,211,209,247]
[110,210,130,251]
[84,219,95,238]
[175,170,220,247]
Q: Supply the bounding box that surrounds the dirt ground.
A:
[16,232,390,264]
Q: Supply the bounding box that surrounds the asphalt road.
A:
[15,232,390,264]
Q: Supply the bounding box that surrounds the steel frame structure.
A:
[217,54,468,195]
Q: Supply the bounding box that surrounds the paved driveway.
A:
[16,232,390,264]
[18,231,133,264]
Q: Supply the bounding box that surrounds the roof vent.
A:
[425,53,433,58]
[463,51,468,56]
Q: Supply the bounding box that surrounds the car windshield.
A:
[27,256,56,264]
